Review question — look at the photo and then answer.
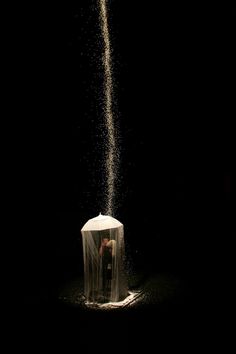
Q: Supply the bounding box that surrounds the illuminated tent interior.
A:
[81,213,128,303]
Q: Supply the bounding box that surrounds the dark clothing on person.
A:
[101,246,112,296]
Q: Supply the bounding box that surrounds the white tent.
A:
[81,213,123,231]
[81,213,127,303]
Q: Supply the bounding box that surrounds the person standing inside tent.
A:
[99,236,116,298]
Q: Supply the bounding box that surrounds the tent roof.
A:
[81,213,123,231]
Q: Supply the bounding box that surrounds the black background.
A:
[17,1,235,350]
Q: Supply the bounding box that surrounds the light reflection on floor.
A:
[58,274,183,310]
[85,290,145,310]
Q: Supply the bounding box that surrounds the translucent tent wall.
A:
[81,214,127,303]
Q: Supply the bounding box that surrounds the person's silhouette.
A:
[99,237,112,298]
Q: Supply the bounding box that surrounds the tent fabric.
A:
[81,213,123,231]
[81,214,127,303]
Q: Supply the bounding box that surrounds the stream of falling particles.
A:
[99,0,118,216]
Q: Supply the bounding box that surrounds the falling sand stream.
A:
[99,0,118,216]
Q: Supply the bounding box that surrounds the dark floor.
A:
[22,269,233,352]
